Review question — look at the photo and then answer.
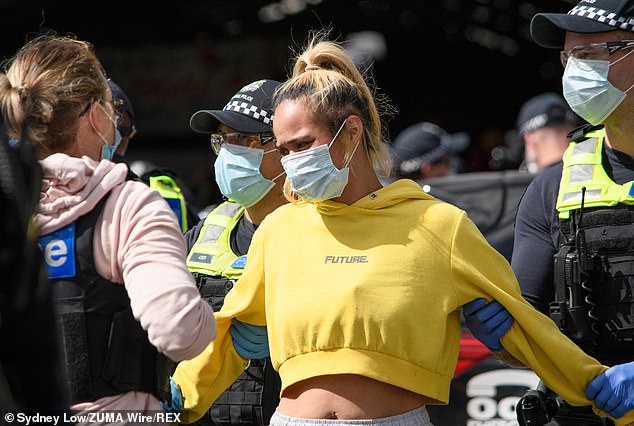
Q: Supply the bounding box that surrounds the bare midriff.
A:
[277,374,433,419]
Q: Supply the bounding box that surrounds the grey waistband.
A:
[269,406,433,426]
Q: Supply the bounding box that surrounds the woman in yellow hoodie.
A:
[173,31,634,426]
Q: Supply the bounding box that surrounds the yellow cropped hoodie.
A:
[174,179,634,425]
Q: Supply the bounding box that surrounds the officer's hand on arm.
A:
[161,376,184,414]
[586,361,634,419]
[229,318,270,359]
[463,298,514,352]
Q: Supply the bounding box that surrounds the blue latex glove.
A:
[229,318,270,359]
[586,361,634,418]
[161,376,184,414]
[463,298,513,352]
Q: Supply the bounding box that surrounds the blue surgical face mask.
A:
[101,127,122,161]
[562,52,634,125]
[214,143,284,208]
[281,120,359,202]
[94,102,122,161]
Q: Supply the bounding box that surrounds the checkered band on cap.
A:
[398,140,451,174]
[223,100,273,125]
[520,114,548,135]
[568,5,634,31]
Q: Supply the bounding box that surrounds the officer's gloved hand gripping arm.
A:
[161,378,184,414]
[465,299,634,423]
[229,318,269,359]
[463,298,524,367]
[463,298,514,352]
[587,362,634,420]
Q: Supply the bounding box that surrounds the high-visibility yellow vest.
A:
[186,201,245,279]
[556,128,634,220]
[148,175,188,233]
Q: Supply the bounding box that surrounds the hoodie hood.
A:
[36,154,129,234]
[313,179,436,215]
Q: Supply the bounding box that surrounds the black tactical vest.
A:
[41,194,175,404]
[554,204,634,365]
[552,130,634,365]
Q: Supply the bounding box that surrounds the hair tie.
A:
[305,65,320,71]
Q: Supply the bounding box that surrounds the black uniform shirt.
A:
[512,142,634,315]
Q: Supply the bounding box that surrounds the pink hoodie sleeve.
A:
[94,180,215,361]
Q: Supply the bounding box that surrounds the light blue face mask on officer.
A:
[563,51,634,125]
[281,120,359,202]
[215,143,283,208]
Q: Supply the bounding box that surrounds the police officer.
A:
[465,0,634,424]
[390,121,470,180]
[107,79,137,161]
[179,79,285,425]
[516,92,582,174]
[108,79,200,232]
[0,34,216,421]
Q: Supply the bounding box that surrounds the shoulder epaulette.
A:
[567,124,604,143]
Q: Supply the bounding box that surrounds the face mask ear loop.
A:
[264,144,286,182]
[97,101,120,147]
[272,170,286,181]
[610,50,634,94]
[624,81,634,94]
[610,48,634,66]
[88,102,110,148]
[344,140,361,168]
[328,120,348,148]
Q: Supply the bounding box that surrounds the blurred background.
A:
[0,0,574,210]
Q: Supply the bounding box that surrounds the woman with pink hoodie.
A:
[0,34,216,422]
